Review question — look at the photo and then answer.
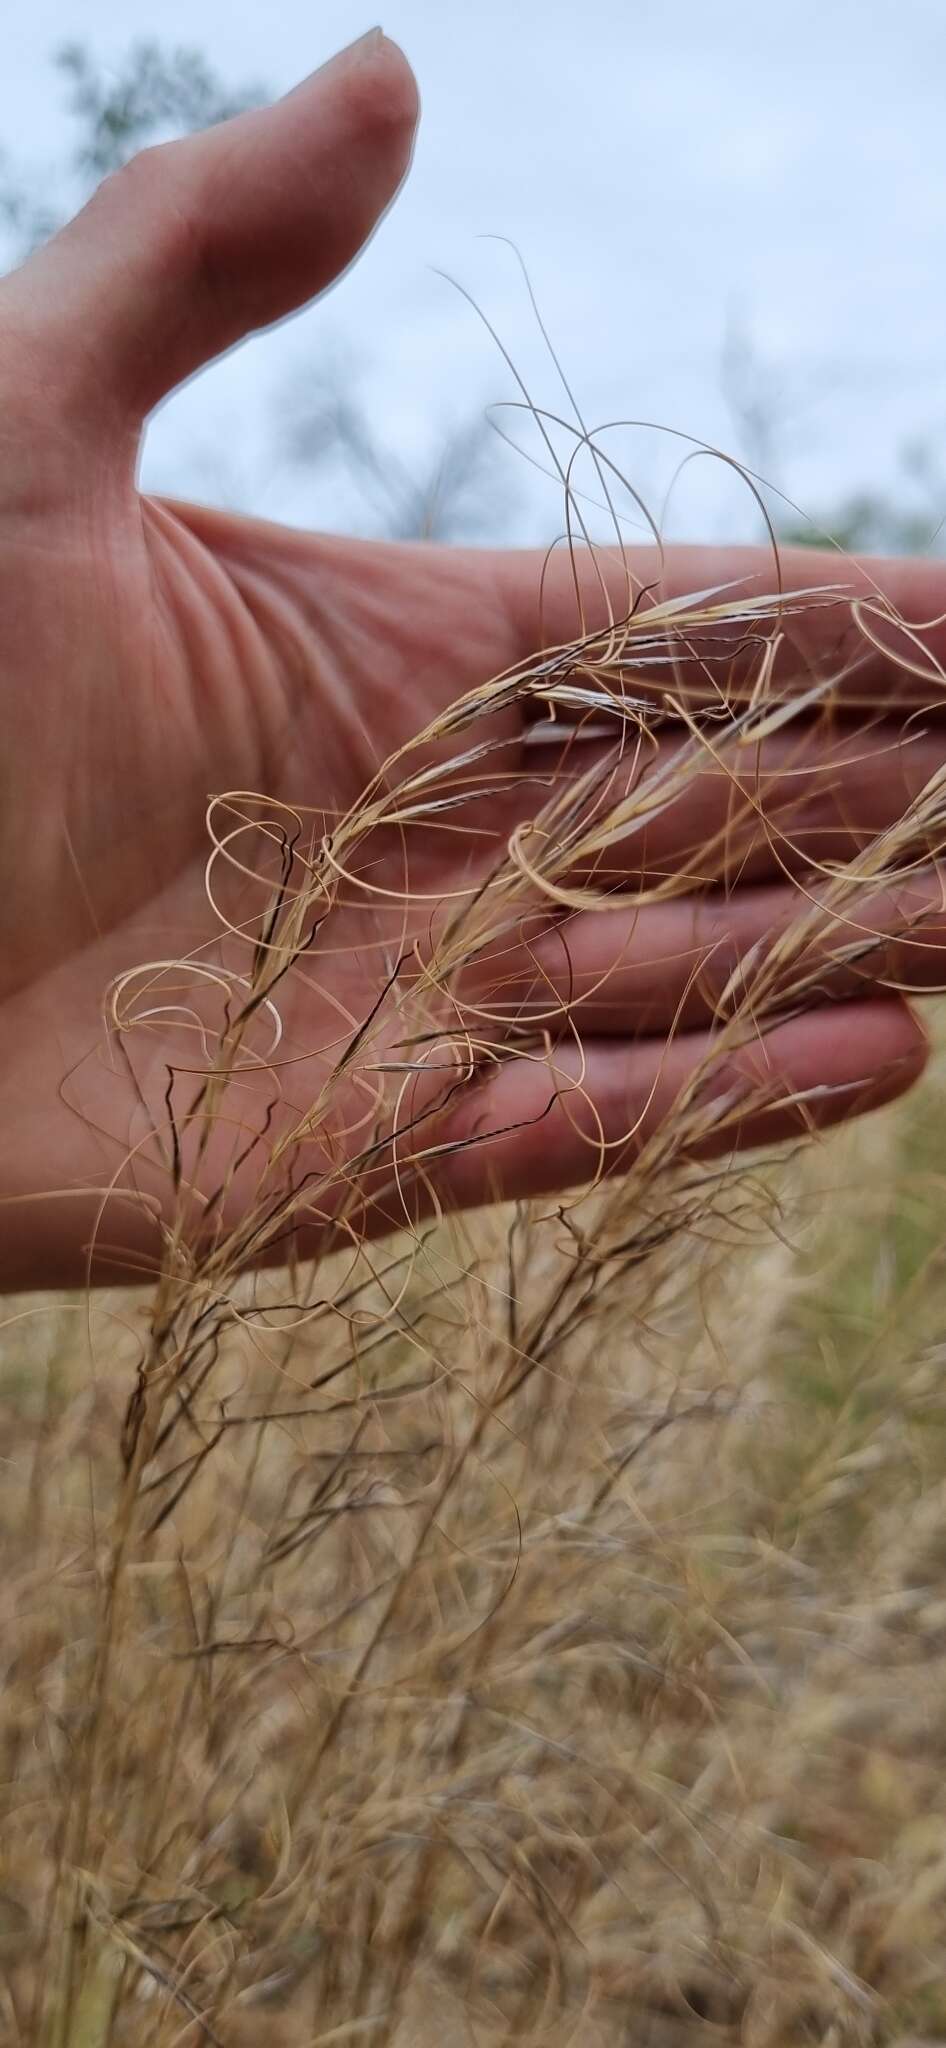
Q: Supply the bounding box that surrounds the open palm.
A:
[1,30,943,1291]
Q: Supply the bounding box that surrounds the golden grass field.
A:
[4,1036,946,2047]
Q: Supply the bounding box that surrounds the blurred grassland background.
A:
[5,1034,946,2044]
[5,26,946,2046]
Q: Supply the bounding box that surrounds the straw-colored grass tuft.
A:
[8,421,946,2044]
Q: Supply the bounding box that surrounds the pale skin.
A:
[2,28,946,1291]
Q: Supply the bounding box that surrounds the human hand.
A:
[1,30,943,1291]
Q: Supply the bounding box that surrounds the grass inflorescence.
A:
[8,414,946,2043]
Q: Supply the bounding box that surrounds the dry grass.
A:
[8,468,946,2041]
[5,1074,946,2046]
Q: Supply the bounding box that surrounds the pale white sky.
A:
[4,0,946,543]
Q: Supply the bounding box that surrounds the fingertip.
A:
[289,30,420,148]
[368,34,422,137]
[752,995,929,1138]
[872,997,930,1101]
[676,996,931,1165]
[336,33,421,193]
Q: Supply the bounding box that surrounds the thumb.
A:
[8,31,419,420]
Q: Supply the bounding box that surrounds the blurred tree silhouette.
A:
[0,40,264,250]
[278,366,508,543]
[777,438,946,554]
[721,316,946,557]
[56,38,264,175]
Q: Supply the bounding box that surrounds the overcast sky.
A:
[5,0,946,544]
